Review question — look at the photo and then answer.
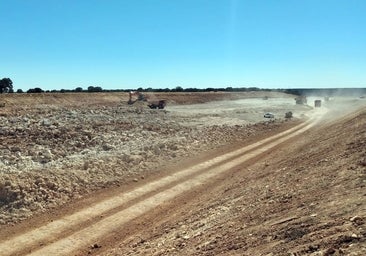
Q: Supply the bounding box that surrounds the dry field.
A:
[0,91,365,255]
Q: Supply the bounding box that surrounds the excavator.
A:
[128,91,146,104]
[127,91,166,109]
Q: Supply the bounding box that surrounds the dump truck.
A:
[314,100,321,107]
[148,100,166,109]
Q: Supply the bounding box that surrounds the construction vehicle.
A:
[127,91,167,109]
[128,91,146,104]
[295,96,307,105]
[314,100,321,107]
[285,111,293,119]
[148,100,166,109]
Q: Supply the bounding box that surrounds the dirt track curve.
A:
[0,110,326,256]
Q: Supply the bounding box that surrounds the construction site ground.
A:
[0,91,365,255]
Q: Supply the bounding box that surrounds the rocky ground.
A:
[0,91,299,225]
[1,91,365,256]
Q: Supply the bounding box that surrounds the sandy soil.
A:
[0,91,365,255]
[101,99,366,256]
[0,91,302,225]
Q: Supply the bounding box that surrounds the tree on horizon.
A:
[0,78,13,93]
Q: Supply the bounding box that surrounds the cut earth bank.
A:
[0,91,306,225]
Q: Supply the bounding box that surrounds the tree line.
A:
[1,77,365,96]
[0,79,271,94]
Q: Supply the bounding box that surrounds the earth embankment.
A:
[0,91,299,225]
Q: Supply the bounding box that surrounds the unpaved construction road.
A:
[0,92,365,255]
[0,111,325,256]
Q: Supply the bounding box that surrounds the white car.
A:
[264,112,274,118]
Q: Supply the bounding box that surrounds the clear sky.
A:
[1,0,366,91]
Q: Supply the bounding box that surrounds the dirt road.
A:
[0,109,327,255]
[105,103,364,256]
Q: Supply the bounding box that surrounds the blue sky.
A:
[1,0,365,90]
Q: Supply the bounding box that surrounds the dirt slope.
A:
[100,107,366,255]
[0,91,297,226]
[0,115,319,256]
[0,91,292,107]
[0,93,364,255]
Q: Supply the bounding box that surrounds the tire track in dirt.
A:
[0,112,326,256]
